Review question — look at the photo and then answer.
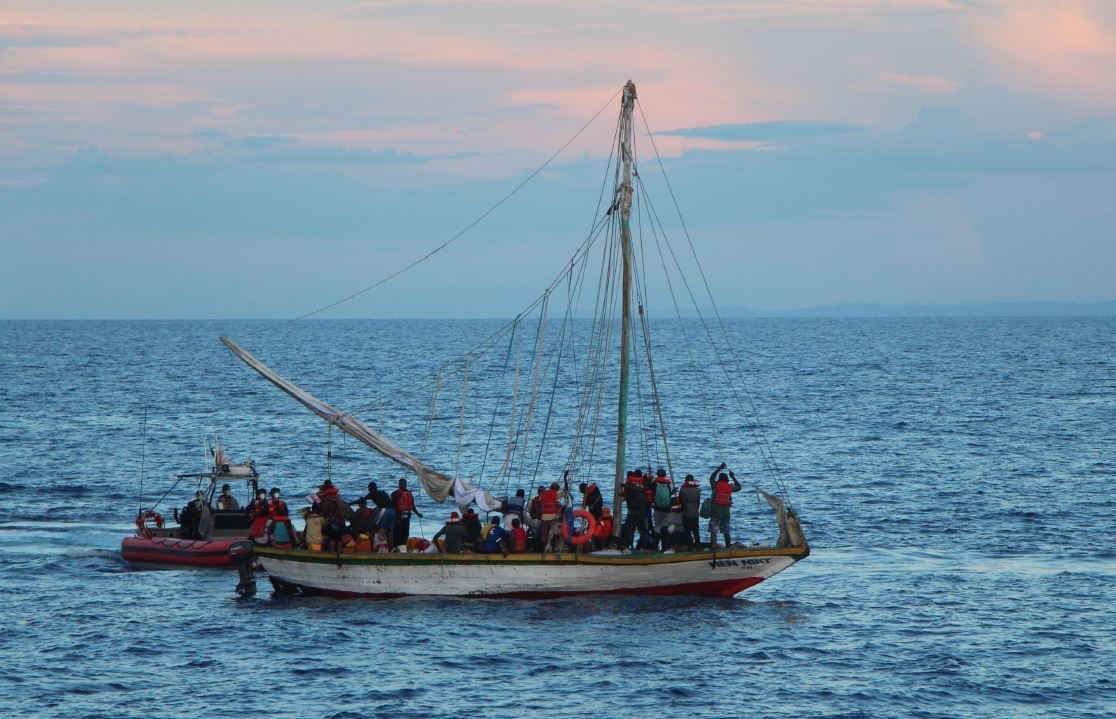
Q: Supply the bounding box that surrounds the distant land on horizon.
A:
[705,301,1116,318]
[4,301,1115,321]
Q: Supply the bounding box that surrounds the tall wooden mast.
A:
[612,80,637,537]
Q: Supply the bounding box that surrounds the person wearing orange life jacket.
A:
[593,506,614,550]
[391,478,423,550]
[247,488,270,545]
[539,481,567,553]
[708,463,742,548]
[267,487,297,548]
[509,517,528,553]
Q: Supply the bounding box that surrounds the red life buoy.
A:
[562,510,597,546]
[135,511,164,537]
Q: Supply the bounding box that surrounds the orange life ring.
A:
[136,511,164,537]
[562,510,597,546]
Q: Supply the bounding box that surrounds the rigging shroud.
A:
[220,336,501,511]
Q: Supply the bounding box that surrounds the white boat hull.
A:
[254,545,809,598]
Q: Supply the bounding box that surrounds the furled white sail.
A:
[220,337,500,511]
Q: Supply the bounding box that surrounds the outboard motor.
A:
[229,540,257,596]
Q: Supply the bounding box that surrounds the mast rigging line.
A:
[348,164,620,416]
[635,100,793,506]
[255,87,623,334]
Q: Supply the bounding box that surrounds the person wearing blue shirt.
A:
[480,517,510,556]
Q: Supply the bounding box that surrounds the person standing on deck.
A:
[351,481,392,511]
[677,474,702,548]
[391,478,423,549]
[579,482,604,520]
[651,468,674,535]
[317,480,348,552]
[185,490,209,539]
[623,470,651,550]
[539,481,566,552]
[708,463,742,548]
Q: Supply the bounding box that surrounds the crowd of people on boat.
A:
[177,464,746,554]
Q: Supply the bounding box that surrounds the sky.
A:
[2,0,1115,319]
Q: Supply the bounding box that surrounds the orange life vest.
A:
[248,516,269,538]
[269,499,290,521]
[540,489,560,516]
[396,489,415,512]
[713,480,734,506]
[511,526,528,553]
[594,517,613,539]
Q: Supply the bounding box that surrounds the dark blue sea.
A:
[0,318,1113,719]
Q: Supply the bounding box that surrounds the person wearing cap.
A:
[678,474,702,548]
[215,484,239,511]
[432,511,469,554]
[245,487,268,520]
[709,463,743,548]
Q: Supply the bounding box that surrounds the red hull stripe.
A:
[269,576,764,599]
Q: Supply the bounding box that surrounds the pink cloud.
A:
[854,71,963,94]
[975,1,1116,107]
[671,0,966,25]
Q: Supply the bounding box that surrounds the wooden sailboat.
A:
[223,81,809,598]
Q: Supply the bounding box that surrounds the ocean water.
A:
[0,317,1113,719]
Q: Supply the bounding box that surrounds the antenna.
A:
[138,409,148,512]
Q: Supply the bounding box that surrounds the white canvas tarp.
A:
[221,337,500,511]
